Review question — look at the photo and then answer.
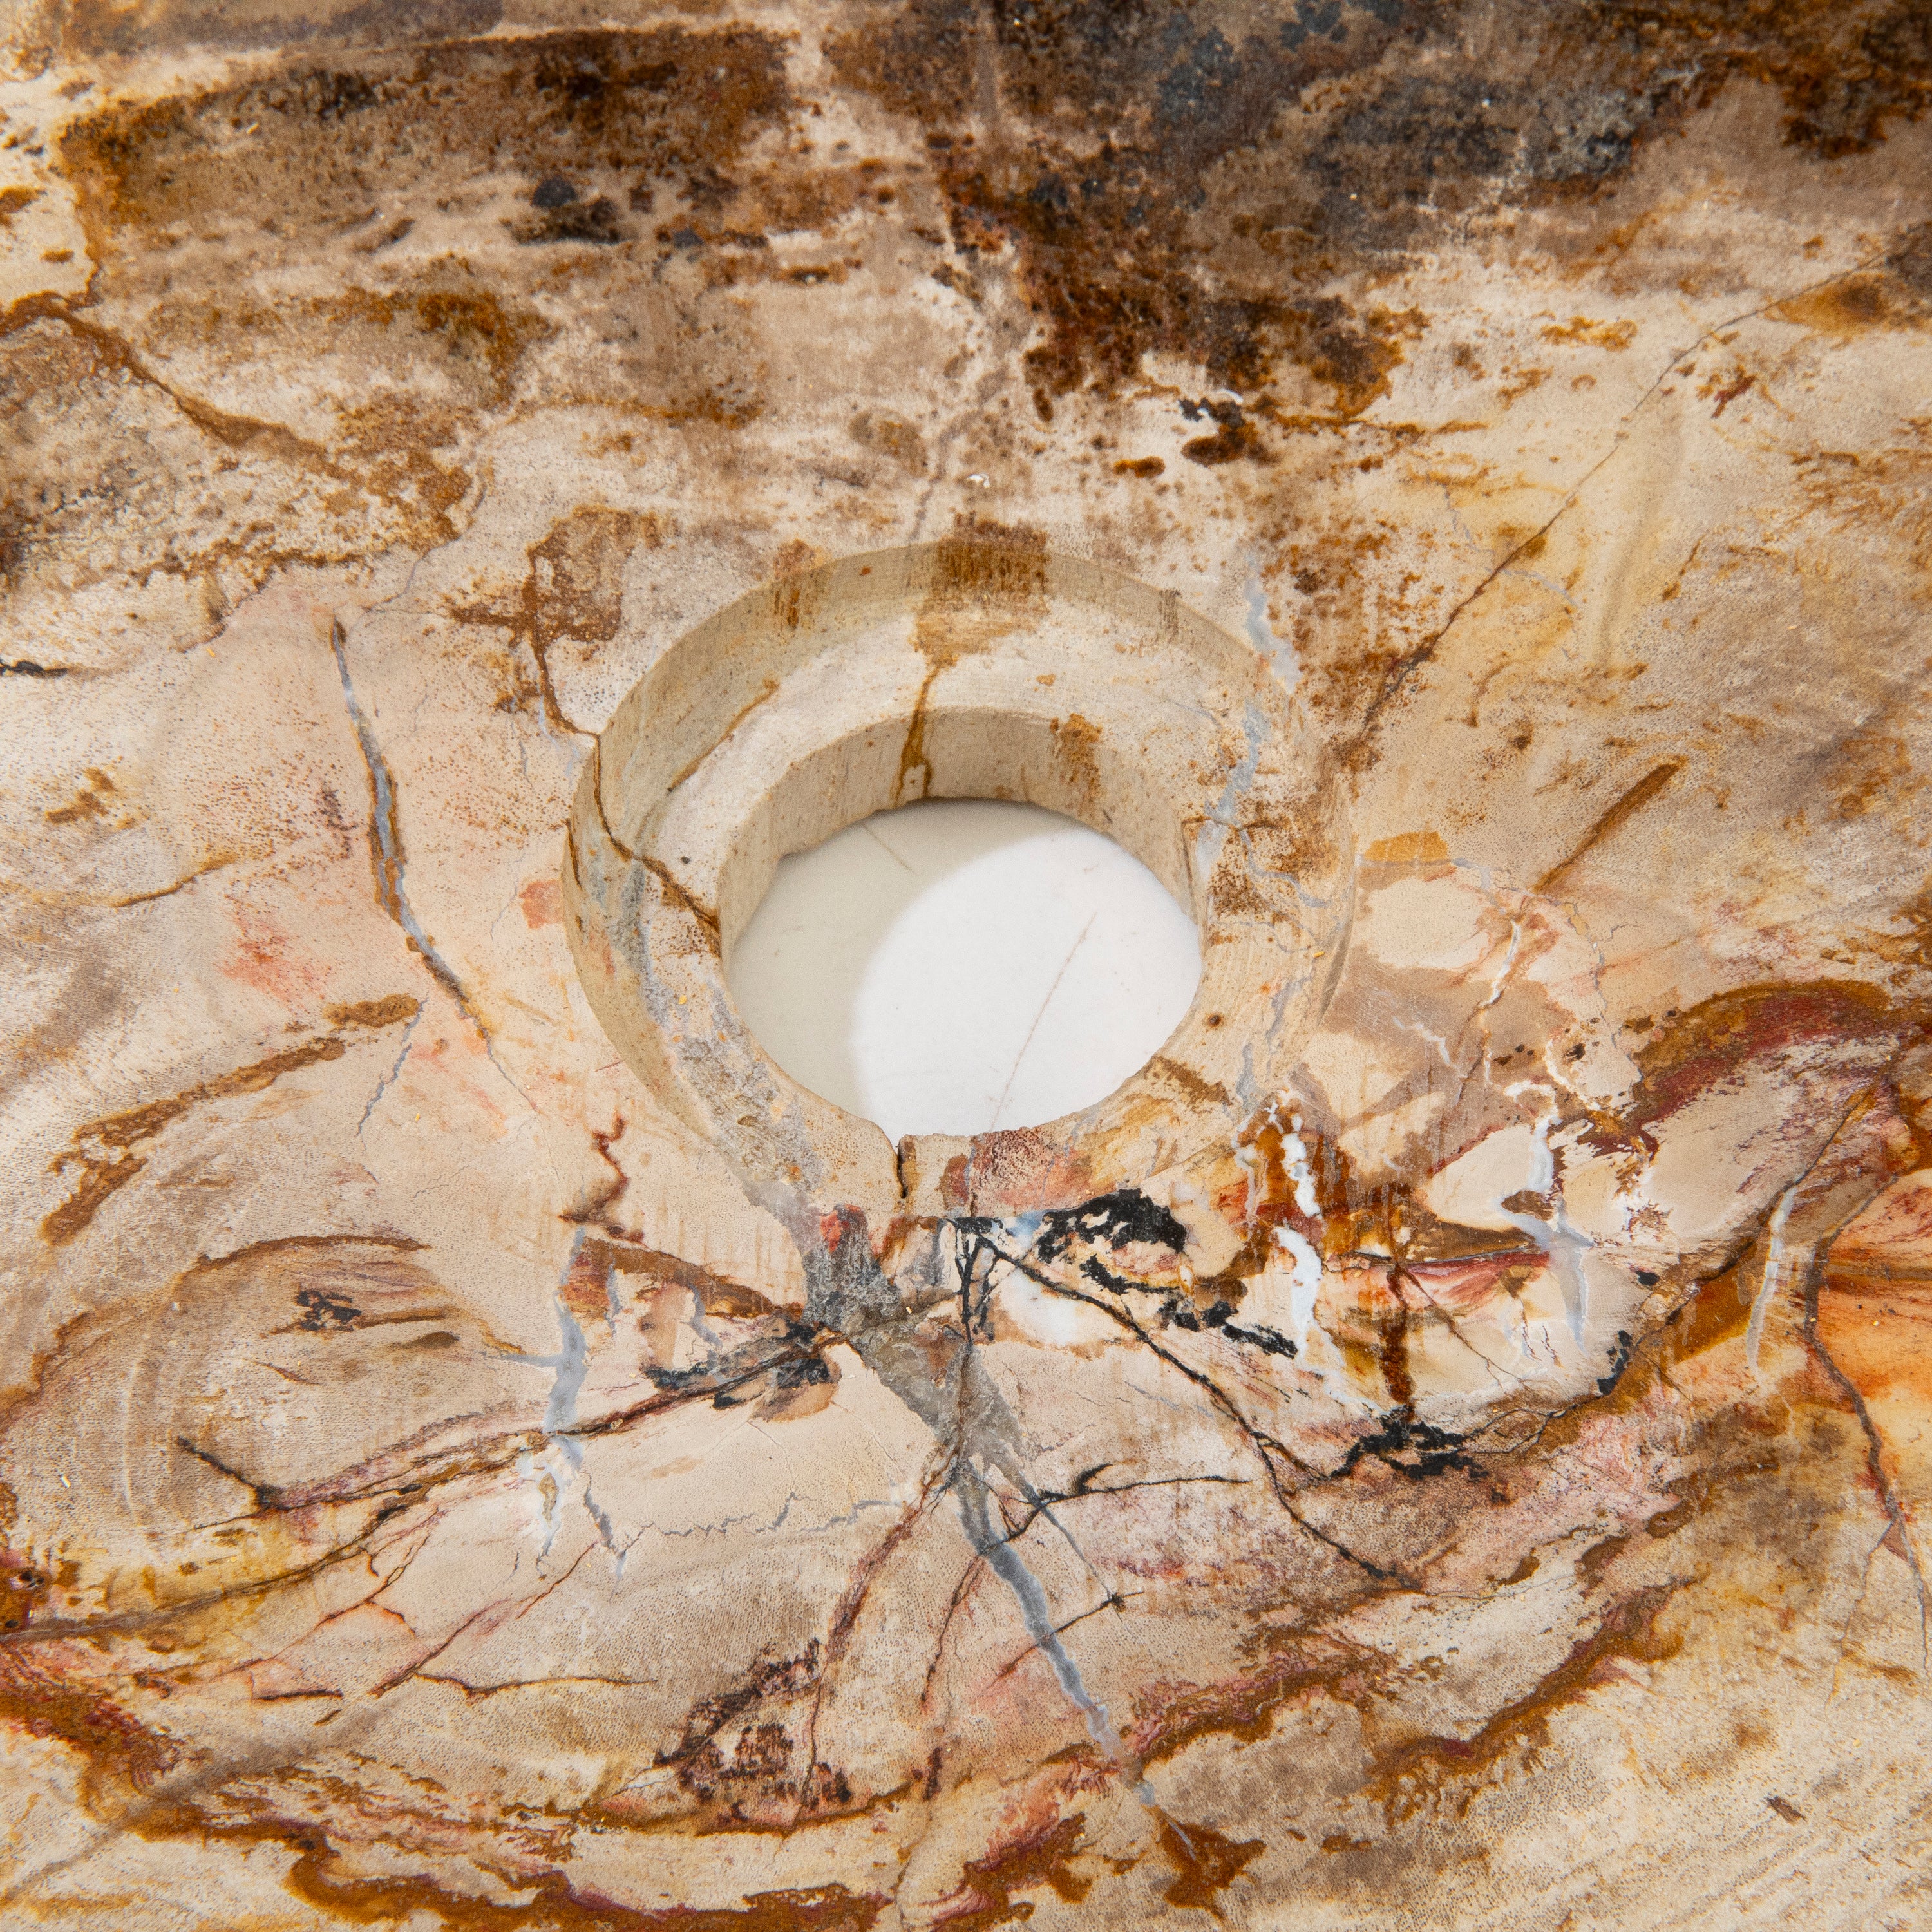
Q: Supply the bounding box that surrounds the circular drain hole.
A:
[725,799,1202,1143]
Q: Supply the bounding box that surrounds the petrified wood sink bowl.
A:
[566,539,1349,1217]
[3,4,1930,1927]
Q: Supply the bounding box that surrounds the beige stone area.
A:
[3,1,1931,1926]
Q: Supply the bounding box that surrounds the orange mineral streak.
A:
[1818,1170,1932,1535]
[1609,980,1930,1144]
[452,505,663,735]
[896,518,1050,806]
[931,1813,1094,1930]
[1157,1816,1266,1917]
[142,1809,890,1932]
[38,997,419,1244]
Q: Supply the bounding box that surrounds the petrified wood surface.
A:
[3,3,1931,1926]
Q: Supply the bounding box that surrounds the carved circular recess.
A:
[565,535,1350,1217]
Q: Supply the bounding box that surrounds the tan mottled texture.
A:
[2,3,1929,1926]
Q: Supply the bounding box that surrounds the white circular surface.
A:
[726,800,1202,1142]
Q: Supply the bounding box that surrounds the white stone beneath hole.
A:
[726,799,1201,1144]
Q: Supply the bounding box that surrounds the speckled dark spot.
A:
[828,0,1932,420]
[62,28,795,245]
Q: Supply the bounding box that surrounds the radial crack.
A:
[331,618,532,1105]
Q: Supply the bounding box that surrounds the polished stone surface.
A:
[2,3,1929,1926]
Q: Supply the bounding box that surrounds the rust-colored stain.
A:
[519,878,564,928]
[60,30,796,246]
[1771,270,1932,337]
[1156,1815,1265,1917]
[1613,980,1928,1141]
[43,765,122,825]
[38,992,420,1244]
[1533,759,1683,895]
[43,1037,341,1243]
[455,505,661,733]
[826,0,1928,424]
[0,1651,183,1799]
[1361,830,1448,865]
[897,518,1051,802]
[1047,710,1101,806]
[152,1810,889,1932]
[1363,1585,1683,1824]
[929,1812,1093,1928]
